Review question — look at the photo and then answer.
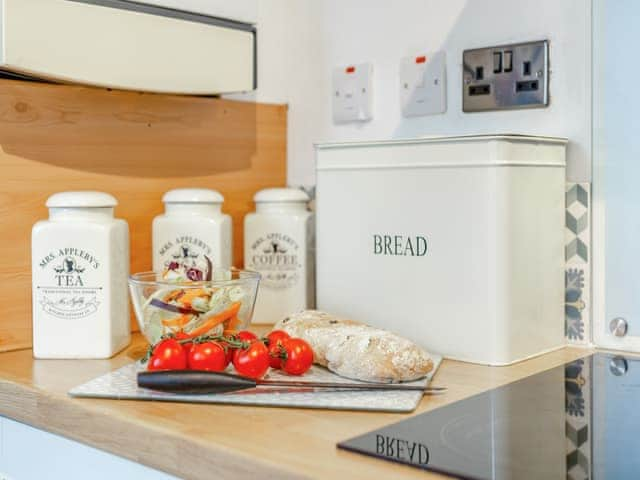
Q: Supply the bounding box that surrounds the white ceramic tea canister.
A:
[153,188,232,279]
[244,188,315,323]
[31,191,130,358]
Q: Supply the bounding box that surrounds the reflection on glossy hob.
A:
[338,353,640,479]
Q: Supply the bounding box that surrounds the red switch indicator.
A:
[345,66,356,74]
[415,56,427,64]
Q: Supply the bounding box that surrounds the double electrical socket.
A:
[463,40,549,112]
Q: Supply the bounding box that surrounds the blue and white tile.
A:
[566,183,590,265]
[565,357,591,480]
[565,183,590,344]
[566,266,590,343]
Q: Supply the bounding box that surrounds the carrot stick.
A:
[225,314,241,331]
[161,314,192,328]
[185,302,241,339]
[179,288,210,307]
[163,290,185,303]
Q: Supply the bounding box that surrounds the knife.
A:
[137,370,446,395]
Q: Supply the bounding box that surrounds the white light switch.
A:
[332,63,373,124]
[400,51,446,117]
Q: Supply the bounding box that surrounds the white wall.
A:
[137,1,592,187]
[284,0,592,187]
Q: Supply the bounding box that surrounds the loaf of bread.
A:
[273,310,433,383]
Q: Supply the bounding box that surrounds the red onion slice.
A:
[205,255,213,281]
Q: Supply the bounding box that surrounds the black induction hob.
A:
[338,353,640,479]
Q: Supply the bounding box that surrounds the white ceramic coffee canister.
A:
[31,191,130,359]
[153,188,232,279]
[244,188,315,323]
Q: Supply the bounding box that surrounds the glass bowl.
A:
[129,269,260,345]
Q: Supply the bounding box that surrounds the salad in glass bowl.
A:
[129,267,260,345]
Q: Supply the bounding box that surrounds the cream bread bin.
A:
[315,135,567,365]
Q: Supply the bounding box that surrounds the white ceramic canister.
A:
[244,188,315,323]
[31,191,130,359]
[153,188,232,279]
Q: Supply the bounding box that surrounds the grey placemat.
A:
[69,355,442,413]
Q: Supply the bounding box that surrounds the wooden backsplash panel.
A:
[0,79,287,352]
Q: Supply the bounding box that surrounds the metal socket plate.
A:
[463,40,549,112]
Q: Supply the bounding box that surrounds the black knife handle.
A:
[138,370,257,394]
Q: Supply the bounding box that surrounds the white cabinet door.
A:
[0,417,179,480]
[135,0,258,23]
[593,0,640,351]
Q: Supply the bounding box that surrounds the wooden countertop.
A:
[0,334,592,480]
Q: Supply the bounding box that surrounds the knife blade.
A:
[137,370,446,395]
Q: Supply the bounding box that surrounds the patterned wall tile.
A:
[565,357,591,480]
[566,183,590,265]
[566,268,588,342]
[566,183,591,345]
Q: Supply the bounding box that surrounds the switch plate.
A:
[332,63,373,123]
[400,51,446,117]
[463,40,548,112]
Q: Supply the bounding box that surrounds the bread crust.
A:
[274,310,434,383]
